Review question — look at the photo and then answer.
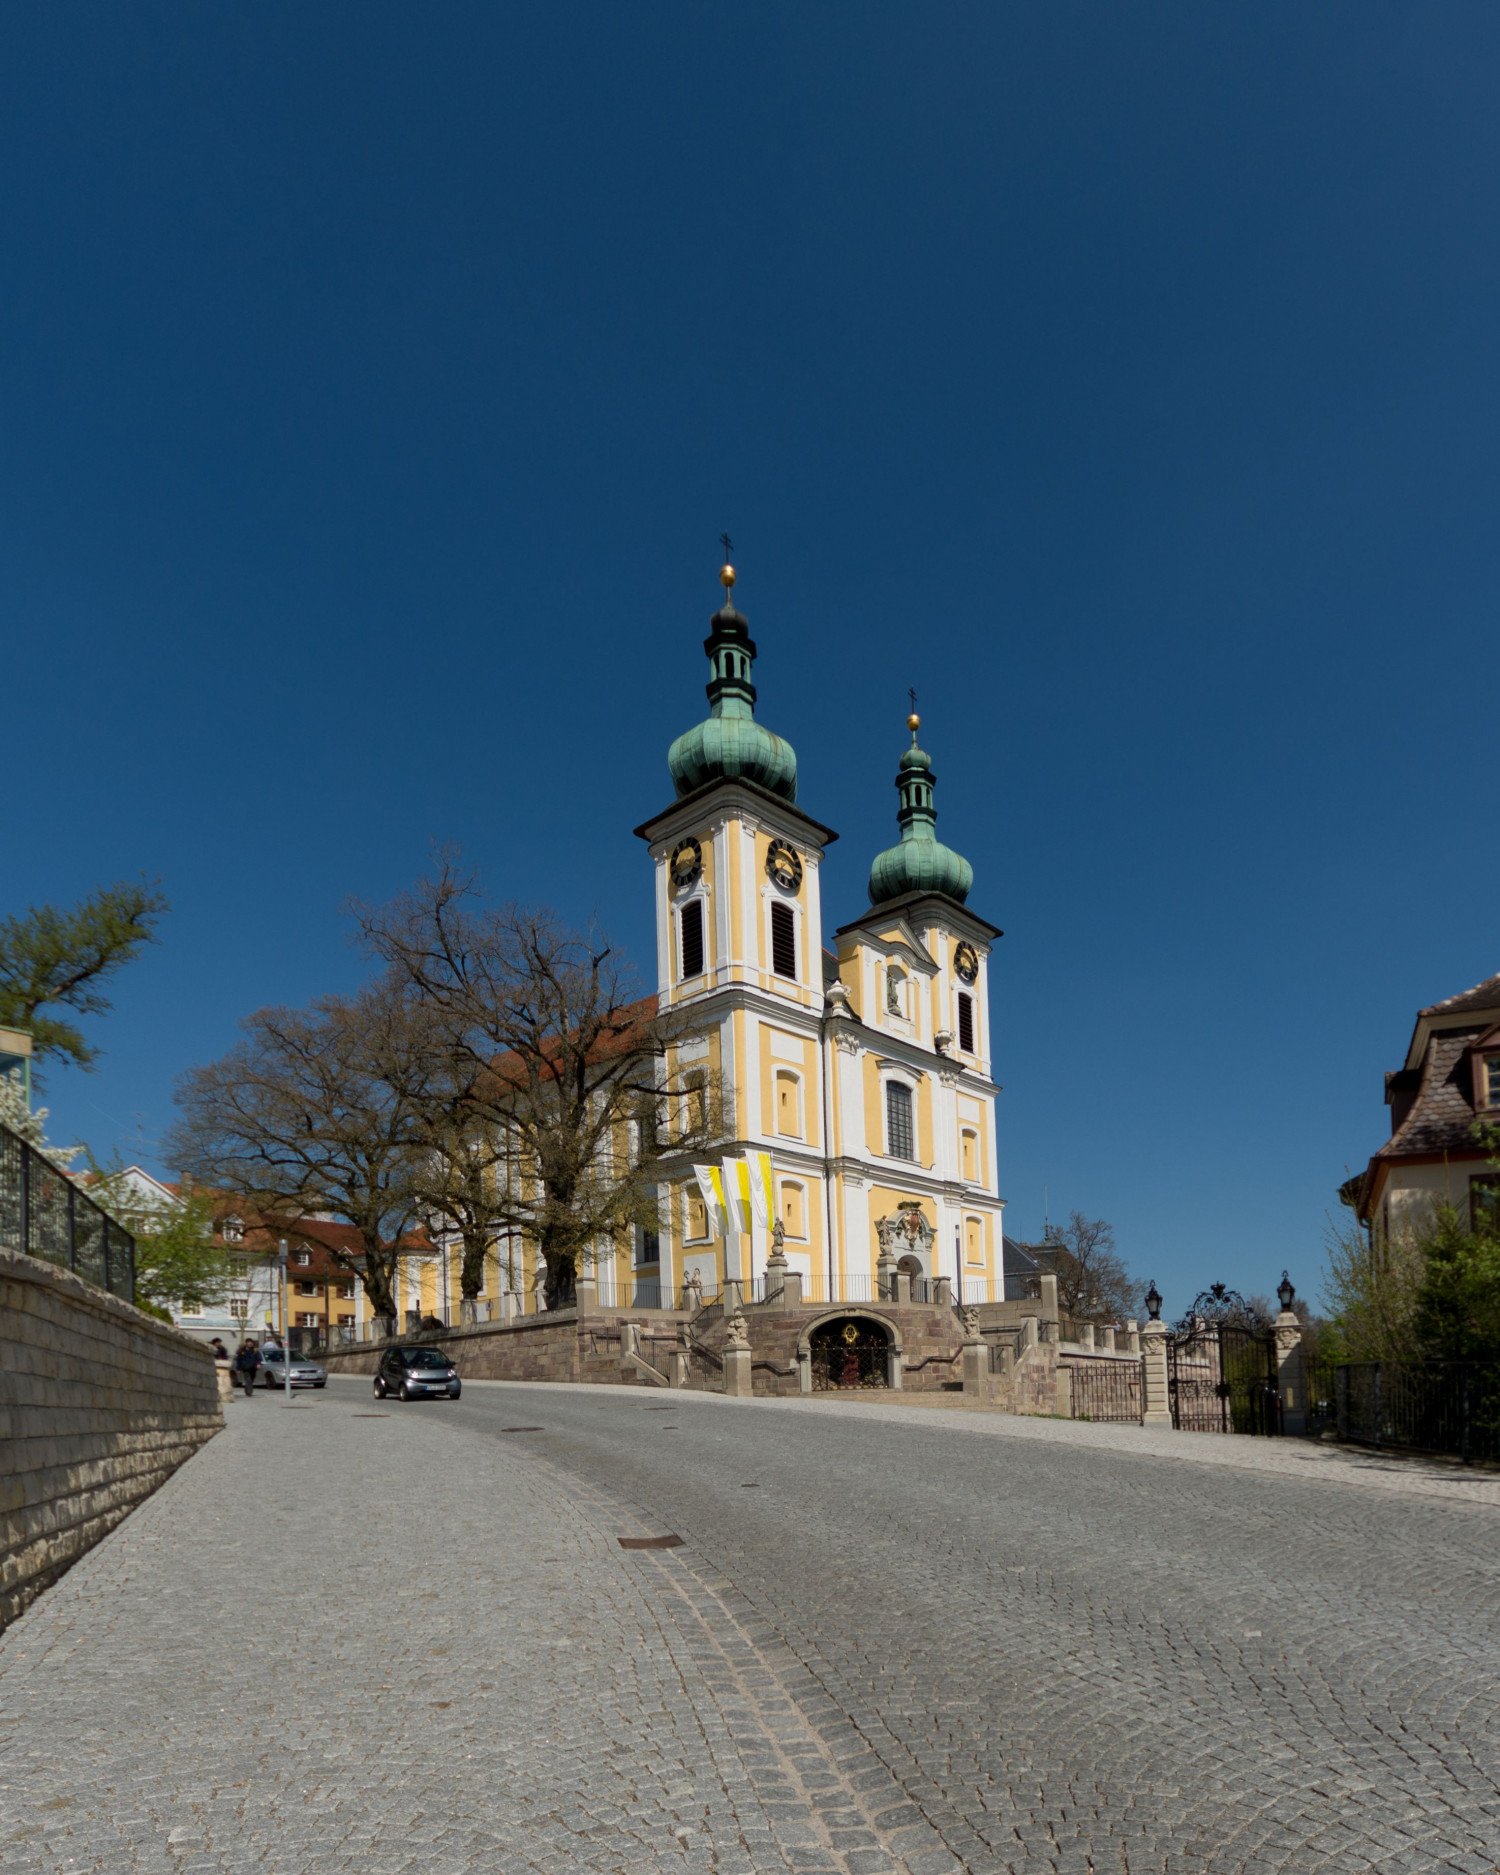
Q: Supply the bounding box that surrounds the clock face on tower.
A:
[669,838,702,892]
[765,839,802,893]
[954,942,979,985]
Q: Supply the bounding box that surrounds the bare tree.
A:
[167,976,427,1335]
[1041,1211,1136,1323]
[359,864,726,1311]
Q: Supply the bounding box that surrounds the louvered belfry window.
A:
[680,899,704,979]
[886,1082,915,1161]
[771,902,797,979]
[957,991,975,1054]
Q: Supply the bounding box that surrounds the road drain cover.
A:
[741,1482,759,1488]
[500,1426,544,1433]
[353,1414,389,1419]
[618,1534,684,1550]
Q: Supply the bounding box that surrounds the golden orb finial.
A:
[720,563,736,591]
[906,711,921,734]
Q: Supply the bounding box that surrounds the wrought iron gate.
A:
[1168,1288,1281,1435]
[809,1317,891,1390]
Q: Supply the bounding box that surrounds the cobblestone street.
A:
[2,1379,1498,1875]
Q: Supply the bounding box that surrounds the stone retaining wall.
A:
[320,1311,684,1389]
[1,1245,222,1627]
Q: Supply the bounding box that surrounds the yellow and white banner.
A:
[723,1154,775,1234]
[693,1162,727,1233]
[748,1151,774,1230]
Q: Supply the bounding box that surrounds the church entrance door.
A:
[809,1316,892,1390]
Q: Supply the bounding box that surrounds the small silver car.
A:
[374,1345,461,1401]
[260,1348,327,1389]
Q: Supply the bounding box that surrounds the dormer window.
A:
[221,1215,243,1244]
[1482,1055,1500,1111]
[293,1249,311,1269]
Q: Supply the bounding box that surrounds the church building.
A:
[632,558,1006,1307]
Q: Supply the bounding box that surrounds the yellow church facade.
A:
[630,561,1007,1308]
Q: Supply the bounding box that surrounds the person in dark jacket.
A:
[232,1339,261,1399]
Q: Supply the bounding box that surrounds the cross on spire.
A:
[719,532,734,561]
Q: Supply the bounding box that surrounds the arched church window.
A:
[885,1082,915,1162]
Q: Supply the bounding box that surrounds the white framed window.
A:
[779,1180,808,1240]
[1483,1055,1500,1110]
[885,1080,916,1162]
[775,1068,803,1139]
[228,1299,249,1321]
[293,1249,311,1268]
[296,1312,320,1329]
[179,1303,203,1318]
[221,1215,244,1245]
[296,1280,318,1296]
[679,897,706,979]
[337,1281,356,1300]
[770,901,797,980]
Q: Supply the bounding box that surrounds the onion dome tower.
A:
[867,710,973,906]
[667,561,799,802]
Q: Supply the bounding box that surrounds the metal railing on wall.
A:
[0,1119,136,1304]
[1307,1358,1500,1464]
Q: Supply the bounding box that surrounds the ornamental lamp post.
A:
[1144,1280,1163,1322]
[1276,1270,1296,1315]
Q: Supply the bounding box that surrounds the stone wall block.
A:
[0,1244,221,1628]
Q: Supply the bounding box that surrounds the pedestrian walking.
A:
[232,1339,261,1399]
[209,1337,229,1362]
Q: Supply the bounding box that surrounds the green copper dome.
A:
[667,591,798,803]
[868,731,973,906]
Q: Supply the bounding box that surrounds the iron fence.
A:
[0,1119,135,1303]
[1062,1352,1145,1423]
[1308,1360,1500,1464]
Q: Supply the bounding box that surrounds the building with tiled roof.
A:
[1343,972,1500,1241]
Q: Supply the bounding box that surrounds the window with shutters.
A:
[679,899,704,978]
[885,1081,915,1161]
[770,901,797,979]
[957,991,975,1054]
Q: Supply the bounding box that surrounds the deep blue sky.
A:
[6,4,1497,1314]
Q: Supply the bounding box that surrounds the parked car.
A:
[374,1346,462,1401]
[259,1348,328,1389]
